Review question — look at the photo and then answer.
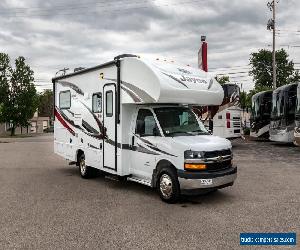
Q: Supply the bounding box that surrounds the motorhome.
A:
[270,83,298,143]
[52,54,237,203]
[212,83,242,138]
[250,90,273,138]
[196,38,242,139]
[293,83,300,146]
[194,83,242,139]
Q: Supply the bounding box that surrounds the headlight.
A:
[184,150,204,159]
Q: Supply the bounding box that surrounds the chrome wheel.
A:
[159,174,173,199]
[79,157,86,175]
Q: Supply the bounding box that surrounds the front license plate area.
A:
[200,179,213,186]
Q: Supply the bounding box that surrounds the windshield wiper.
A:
[166,131,191,137]
[191,129,209,135]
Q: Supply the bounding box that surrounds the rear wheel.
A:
[157,167,180,203]
[78,153,98,178]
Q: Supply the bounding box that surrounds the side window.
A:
[288,90,297,115]
[135,109,160,136]
[92,93,102,113]
[59,90,71,109]
[106,91,113,117]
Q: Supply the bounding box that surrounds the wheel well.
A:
[152,159,177,188]
[156,159,176,172]
[76,149,84,165]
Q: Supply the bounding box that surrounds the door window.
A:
[106,91,113,117]
[135,109,160,136]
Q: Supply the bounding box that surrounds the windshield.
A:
[252,92,272,119]
[271,90,285,119]
[251,96,260,118]
[154,107,209,137]
[223,84,240,106]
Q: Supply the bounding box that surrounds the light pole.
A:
[267,0,278,89]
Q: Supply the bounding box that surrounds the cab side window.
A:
[135,109,160,137]
[92,93,102,113]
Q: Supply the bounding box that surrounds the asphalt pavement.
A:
[0,134,299,249]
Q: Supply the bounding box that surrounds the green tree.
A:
[290,69,300,83]
[240,91,250,111]
[249,49,297,89]
[0,53,38,136]
[38,90,53,119]
[215,75,230,85]
[0,53,10,102]
[0,54,10,120]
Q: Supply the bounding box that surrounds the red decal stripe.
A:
[54,107,75,136]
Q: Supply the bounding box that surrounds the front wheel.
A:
[157,168,181,203]
[78,154,98,178]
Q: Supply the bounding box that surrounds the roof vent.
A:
[74,67,85,72]
[114,54,137,60]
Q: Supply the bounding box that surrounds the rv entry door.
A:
[103,84,117,171]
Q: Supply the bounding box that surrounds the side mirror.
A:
[153,126,161,136]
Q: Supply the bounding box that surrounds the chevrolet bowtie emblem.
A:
[217,156,223,162]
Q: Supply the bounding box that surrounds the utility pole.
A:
[272,0,276,89]
[267,0,278,89]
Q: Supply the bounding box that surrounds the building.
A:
[0,111,50,136]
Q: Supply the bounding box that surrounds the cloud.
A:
[0,0,300,92]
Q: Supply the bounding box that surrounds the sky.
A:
[1,0,300,92]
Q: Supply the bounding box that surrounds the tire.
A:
[78,153,98,179]
[157,167,181,203]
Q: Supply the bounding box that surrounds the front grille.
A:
[206,159,232,172]
[203,149,231,158]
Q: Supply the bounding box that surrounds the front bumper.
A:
[294,127,300,146]
[177,166,237,194]
[269,128,294,143]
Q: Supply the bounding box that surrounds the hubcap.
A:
[159,174,173,199]
[80,158,86,175]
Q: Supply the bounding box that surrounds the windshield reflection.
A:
[271,90,285,119]
[252,92,272,120]
[222,84,240,106]
[154,107,209,137]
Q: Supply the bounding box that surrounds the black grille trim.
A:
[203,149,231,158]
[206,159,232,172]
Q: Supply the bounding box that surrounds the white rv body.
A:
[195,83,242,139]
[270,83,298,143]
[212,106,242,139]
[213,83,242,139]
[53,55,237,202]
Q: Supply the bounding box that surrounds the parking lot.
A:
[0,134,299,249]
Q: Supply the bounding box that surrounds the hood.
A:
[168,135,232,152]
